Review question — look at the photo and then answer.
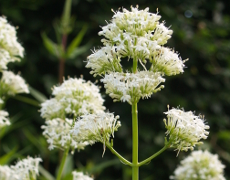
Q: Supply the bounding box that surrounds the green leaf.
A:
[66,24,88,58]
[67,43,91,60]
[60,0,72,34]
[0,146,18,165]
[41,32,62,58]
[29,86,47,103]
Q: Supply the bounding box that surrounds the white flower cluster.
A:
[72,171,94,180]
[0,110,10,128]
[101,71,165,104]
[0,71,29,96]
[41,77,109,152]
[0,157,42,180]
[41,78,105,120]
[71,112,121,155]
[86,6,186,104]
[163,108,209,155]
[0,16,24,71]
[0,16,29,103]
[41,118,89,151]
[170,150,226,180]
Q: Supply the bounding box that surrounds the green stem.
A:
[106,142,132,166]
[132,103,139,180]
[133,57,138,73]
[138,144,169,167]
[56,148,69,180]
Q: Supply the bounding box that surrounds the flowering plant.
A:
[0,2,226,180]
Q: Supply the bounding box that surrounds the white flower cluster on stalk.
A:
[41,118,89,151]
[41,77,120,153]
[40,78,105,120]
[86,6,186,104]
[101,71,165,104]
[0,16,24,71]
[170,150,226,180]
[163,107,209,155]
[71,113,121,155]
[0,157,42,180]
[72,171,94,180]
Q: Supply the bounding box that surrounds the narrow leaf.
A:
[29,86,47,103]
[0,146,18,165]
[41,32,61,58]
[66,24,88,57]
[67,43,91,60]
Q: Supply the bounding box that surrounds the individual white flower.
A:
[163,107,209,155]
[0,16,24,64]
[71,112,121,155]
[0,110,10,128]
[9,157,42,180]
[41,118,89,151]
[170,150,226,180]
[0,71,29,96]
[101,71,165,104]
[41,77,105,120]
[72,171,93,180]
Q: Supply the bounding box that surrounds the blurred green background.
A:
[0,0,230,179]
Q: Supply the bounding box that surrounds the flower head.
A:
[87,6,185,77]
[41,118,89,152]
[72,171,93,180]
[0,110,10,128]
[101,71,165,104]
[163,107,209,155]
[170,150,226,180]
[40,77,105,120]
[87,6,186,104]
[0,71,29,96]
[0,157,42,180]
[0,16,24,70]
[71,112,121,155]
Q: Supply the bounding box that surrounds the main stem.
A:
[58,34,67,83]
[132,103,139,180]
[57,148,69,180]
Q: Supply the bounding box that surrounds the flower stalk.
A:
[57,148,69,180]
[132,102,139,180]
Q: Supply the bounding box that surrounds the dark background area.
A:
[0,0,230,179]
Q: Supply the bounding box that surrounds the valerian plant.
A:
[0,3,226,180]
[82,5,218,180]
